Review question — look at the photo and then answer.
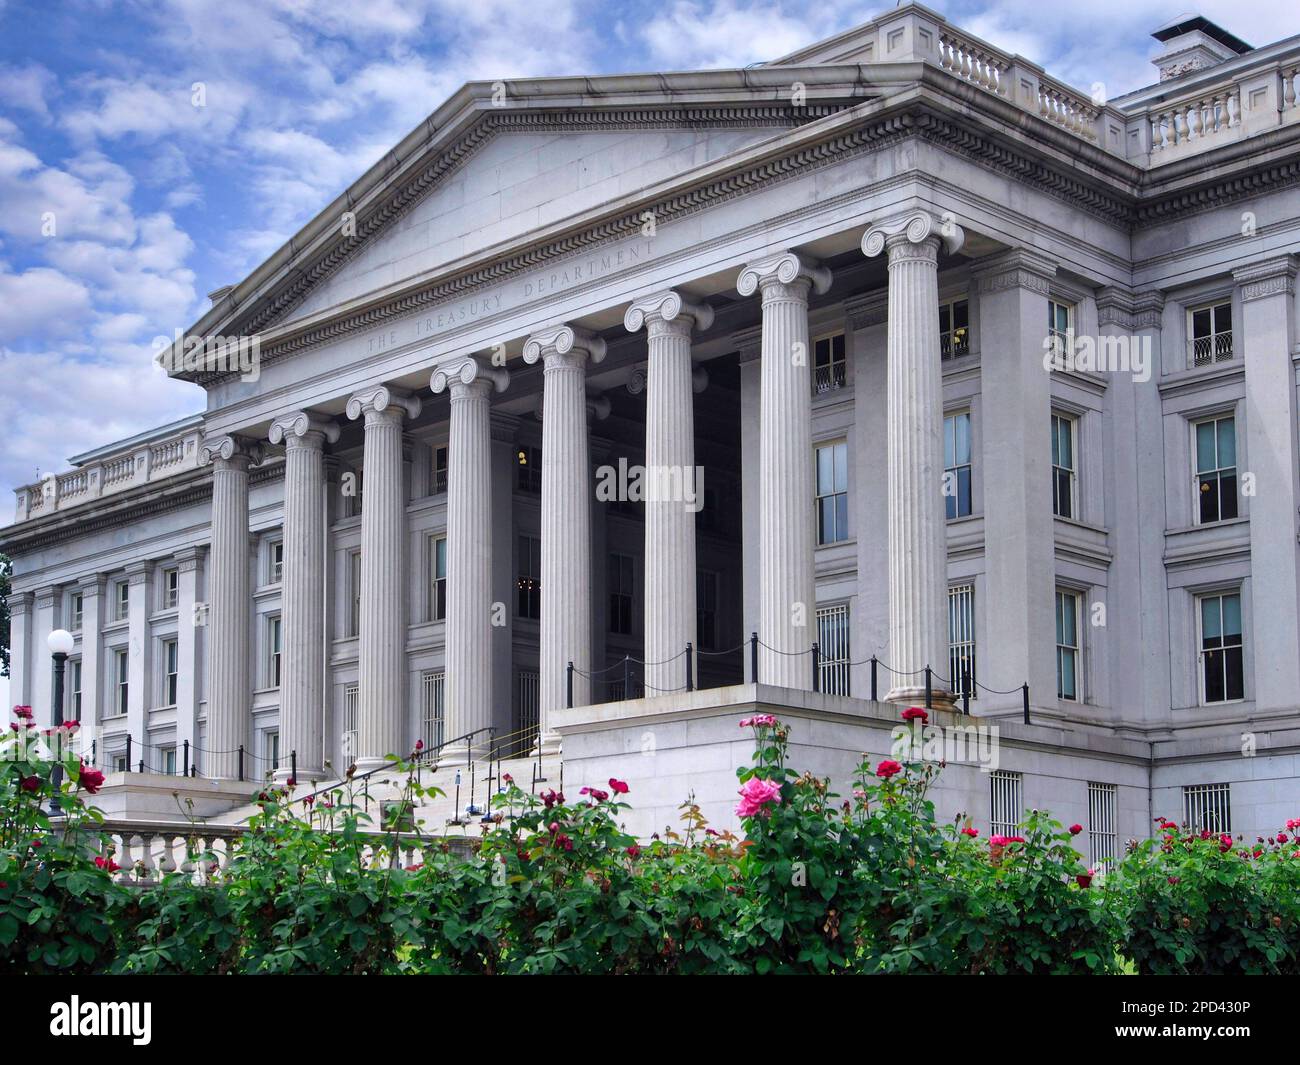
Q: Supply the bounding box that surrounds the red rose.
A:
[1076,871,1094,888]
[901,706,928,724]
[12,705,33,721]
[78,764,105,794]
[1069,824,1083,835]
[960,827,979,838]
[94,855,120,873]
[626,845,641,858]
[875,760,903,780]
[608,778,629,794]
[414,739,424,751]
[1278,833,1288,845]
[20,776,41,793]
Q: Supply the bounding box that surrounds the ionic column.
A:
[522,325,606,746]
[863,213,963,705]
[430,356,510,751]
[625,291,713,693]
[268,412,339,781]
[737,252,831,689]
[76,576,103,727]
[200,434,261,779]
[345,385,421,771]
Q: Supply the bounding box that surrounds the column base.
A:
[353,756,401,776]
[273,766,324,786]
[885,685,958,711]
[537,730,563,756]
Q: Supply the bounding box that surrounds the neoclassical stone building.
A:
[7,6,1300,844]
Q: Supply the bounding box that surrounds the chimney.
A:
[1152,14,1252,81]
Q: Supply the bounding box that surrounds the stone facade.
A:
[5,5,1300,842]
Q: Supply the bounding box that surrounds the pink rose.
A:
[735,777,782,818]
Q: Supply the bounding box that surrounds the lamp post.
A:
[47,628,75,814]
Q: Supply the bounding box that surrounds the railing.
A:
[1150,87,1240,153]
[813,362,846,394]
[1191,330,1234,367]
[937,31,1010,96]
[93,819,475,887]
[1038,80,1099,142]
[940,328,970,359]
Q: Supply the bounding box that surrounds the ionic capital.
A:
[345,384,422,423]
[737,251,831,298]
[623,289,715,335]
[522,324,607,368]
[430,354,510,398]
[200,433,263,468]
[862,211,965,260]
[268,410,341,448]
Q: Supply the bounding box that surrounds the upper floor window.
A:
[939,298,970,358]
[948,583,976,700]
[344,467,363,518]
[162,566,180,609]
[115,579,130,621]
[68,659,82,719]
[162,638,178,706]
[349,551,362,637]
[813,333,846,394]
[1048,299,1074,361]
[815,441,849,545]
[267,615,282,688]
[1195,415,1238,524]
[68,591,83,631]
[432,444,448,495]
[1199,592,1244,704]
[697,570,718,652]
[1189,301,1233,367]
[517,535,541,620]
[269,542,284,585]
[114,649,129,715]
[608,553,634,636]
[430,536,447,622]
[943,412,972,520]
[517,446,542,494]
[1055,589,1081,701]
[1050,413,1076,519]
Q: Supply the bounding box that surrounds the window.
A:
[1048,299,1074,362]
[697,570,718,652]
[948,583,976,700]
[113,754,128,774]
[114,649,129,715]
[422,671,445,750]
[815,441,849,544]
[432,444,448,495]
[162,567,179,609]
[269,542,284,585]
[1088,782,1117,874]
[1055,590,1081,701]
[939,297,970,358]
[161,747,177,776]
[517,446,542,494]
[267,615,282,688]
[69,592,83,631]
[1195,416,1238,524]
[1199,592,1244,703]
[517,535,541,619]
[349,551,362,637]
[813,333,846,393]
[516,671,540,752]
[265,730,280,772]
[943,412,972,519]
[115,579,130,621]
[608,553,634,636]
[1183,783,1231,834]
[1051,413,1076,519]
[68,659,82,720]
[816,603,851,696]
[162,638,178,706]
[343,684,359,761]
[990,770,1022,837]
[1190,301,1233,366]
[430,536,447,622]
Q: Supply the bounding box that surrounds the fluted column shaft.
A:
[347,386,420,770]
[203,438,255,779]
[523,326,605,745]
[738,253,830,689]
[432,357,509,751]
[269,413,337,780]
[864,214,962,704]
[626,292,712,693]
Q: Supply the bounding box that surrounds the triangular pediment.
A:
[276,114,801,329]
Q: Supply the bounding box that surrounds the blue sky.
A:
[0,0,1297,525]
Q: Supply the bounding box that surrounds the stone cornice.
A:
[1233,255,1297,303]
[1096,287,1166,330]
[844,292,889,329]
[731,326,764,363]
[9,590,34,615]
